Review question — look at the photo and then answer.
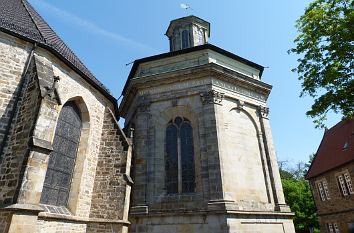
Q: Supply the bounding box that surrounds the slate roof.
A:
[122,43,265,95]
[0,0,113,99]
[306,119,354,179]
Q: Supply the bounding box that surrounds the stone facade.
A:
[0,30,131,233]
[119,17,295,232]
[309,162,354,233]
[1,5,295,232]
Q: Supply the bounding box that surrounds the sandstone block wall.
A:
[0,32,131,233]
[130,213,295,233]
[0,211,11,233]
[217,98,270,206]
[123,61,294,232]
[0,57,41,205]
[0,32,31,149]
[37,219,87,233]
[89,108,130,220]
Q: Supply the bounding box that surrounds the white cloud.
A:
[30,0,159,53]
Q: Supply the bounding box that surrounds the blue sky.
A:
[29,0,341,164]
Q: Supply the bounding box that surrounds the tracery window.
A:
[181,30,190,49]
[165,117,195,194]
[40,101,82,206]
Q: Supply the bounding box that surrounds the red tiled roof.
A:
[306,119,354,179]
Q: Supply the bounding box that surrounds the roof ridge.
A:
[21,0,45,43]
[11,0,111,94]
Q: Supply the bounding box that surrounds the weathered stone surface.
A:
[89,108,130,220]
[0,27,131,233]
[0,54,41,205]
[120,23,294,231]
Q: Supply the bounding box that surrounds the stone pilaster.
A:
[16,55,60,205]
[200,90,224,105]
[199,91,230,209]
[258,106,289,212]
[130,95,151,215]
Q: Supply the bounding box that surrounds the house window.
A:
[338,175,349,196]
[328,223,334,233]
[322,180,331,200]
[165,117,195,194]
[317,182,327,201]
[337,172,354,196]
[40,101,82,206]
[334,223,341,233]
[344,172,354,194]
[181,30,190,49]
[328,223,341,233]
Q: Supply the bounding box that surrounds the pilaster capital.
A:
[258,105,269,119]
[200,90,224,105]
[236,99,245,110]
[137,95,151,112]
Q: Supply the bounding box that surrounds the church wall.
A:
[125,66,294,232]
[89,107,130,220]
[226,215,296,233]
[41,48,108,218]
[130,214,229,233]
[215,96,272,210]
[0,56,41,205]
[0,211,11,233]
[0,32,32,150]
[0,32,130,232]
[127,76,223,214]
[37,219,87,233]
[86,223,125,233]
[31,49,129,231]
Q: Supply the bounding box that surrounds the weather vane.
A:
[180,3,193,13]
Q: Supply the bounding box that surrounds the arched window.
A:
[165,117,195,194]
[40,101,82,206]
[181,30,190,49]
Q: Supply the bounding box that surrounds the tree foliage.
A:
[279,158,319,233]
[290,0,354,127]
[282,178,319,233]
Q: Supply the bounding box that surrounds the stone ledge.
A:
[29,136,53,153]
[130,205,149,215]
[0,204,44,213]
[38,212,130,225]
[131,208,295,218]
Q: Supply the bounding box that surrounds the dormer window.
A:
[342,142,349,150]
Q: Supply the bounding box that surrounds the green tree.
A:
[279,158,320,233]
[282,178,319,233]
[290,0,354,127]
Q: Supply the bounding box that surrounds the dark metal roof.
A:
[306,119,354,179]
[165,15,211,37]
[0,0,114,101]
[122,43,265,95]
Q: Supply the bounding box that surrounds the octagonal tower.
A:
[119,16,295,233]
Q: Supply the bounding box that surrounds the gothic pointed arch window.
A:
[165,117,195,194]
[40,101,82,206]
